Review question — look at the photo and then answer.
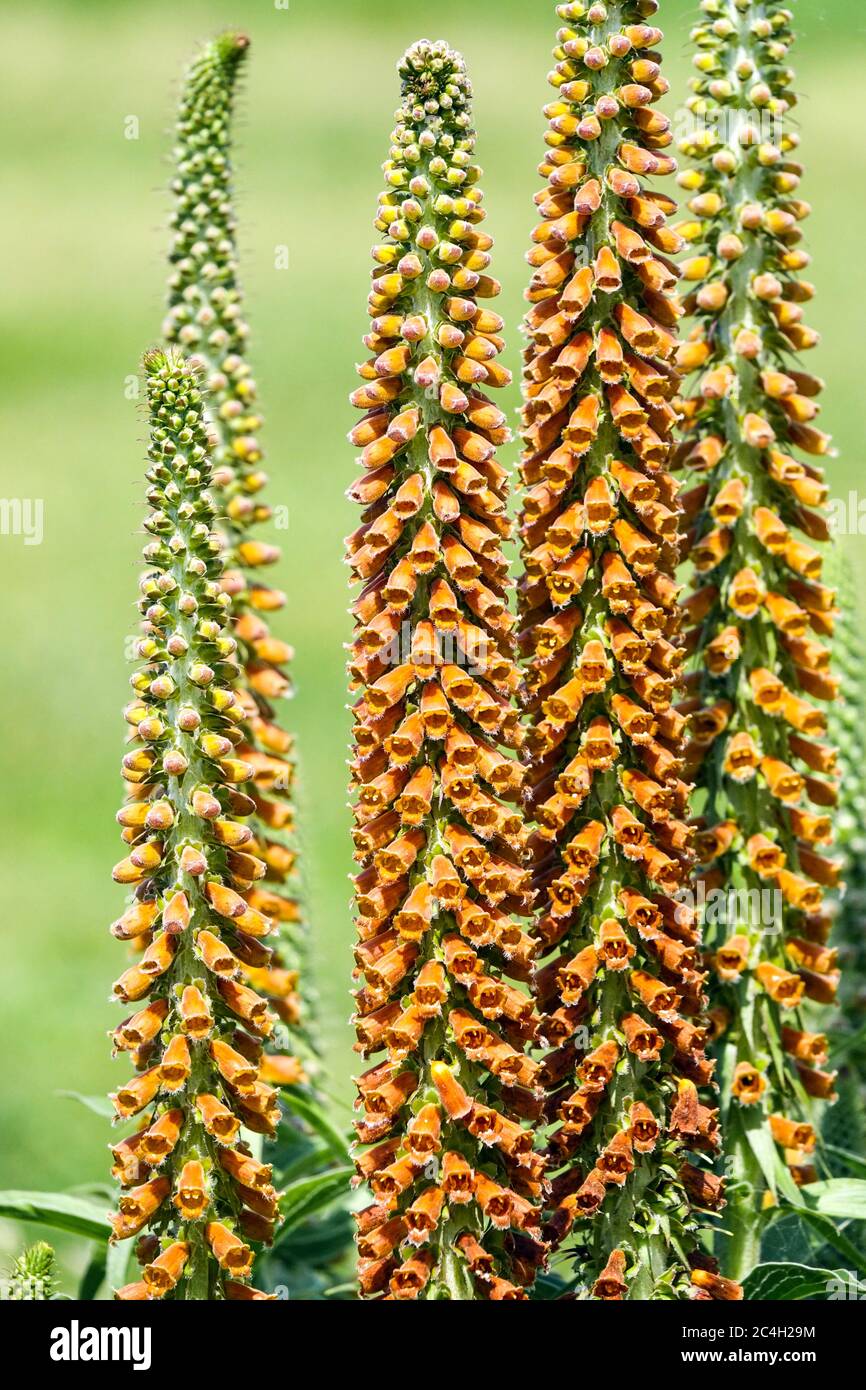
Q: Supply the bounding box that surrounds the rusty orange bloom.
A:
[677,0,840,1279]
[517,1,728,1300]
[108,351,283,1297]
[161,30,317,1114]
[347,40,541,1299]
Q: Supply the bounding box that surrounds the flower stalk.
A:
[163,32,314,1086]
[347,39,542,1301]
[518,1,733,1300]
[110,349,279,1300]
[676,0,840,1279]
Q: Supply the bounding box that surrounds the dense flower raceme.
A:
[163,32,312,1085]
[110,351,279,1301]
[347,40,545,1301]
[676,0,841,1273]
[517,1,738,1301]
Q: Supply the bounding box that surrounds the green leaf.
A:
[797,1208,866,1280]
[743,1262,854,1301]
[279,1091,351,1163]
[106,1239,132,1296]
[802,1179,866,1220]
[70,1183,116,1202]
[274,1141,340,1188]
[279,1205,352,1253]
[530,1270,570,1300]
[56,1091,116,1120]
[0,1191,111,1242]
[828,1019,866,1067]
[78,1249,107,1301]
[760,1209,820,1266]
[274,1168,353,1243]
[743,1114,803,1207]
[822,1144,866,1179]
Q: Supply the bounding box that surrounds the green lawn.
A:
[0,0,863,1271]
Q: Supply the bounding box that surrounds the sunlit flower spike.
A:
[347,38,543,1301]
[162,32,316,1098]
[676,0,841,1277]
[110,349,278,1299]
[517,0,735,1300]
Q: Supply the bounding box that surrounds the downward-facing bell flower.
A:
[109,350,279,1299]
[162,32,312,1085]
[347,39,542,1301]
[517,1,733,1300]
[676,0,841,1274]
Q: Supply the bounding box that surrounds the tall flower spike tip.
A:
[163,33,314,1090]
[110,349,278,1301]
[518,2,736,1301]
[347,38,544,1301]
[677,0,841,1279]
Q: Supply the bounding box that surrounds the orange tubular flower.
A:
[162,32,315,1099]
[108,351,281,1298]
[676,2,840,1279]
[348,41,541,1300]
[518,2,726,1300]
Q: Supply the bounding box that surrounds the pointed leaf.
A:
[743,1117,803,1206]
[274,1167,353,1243]
[821,1144,866,1179]
[106,1238,132,1295]
[797,1208,866,1280]
[279,1091,351,1162]
[743,1262,856,1301]
[78,1249,107,1301]
[0,1191,111,1242]
[57,1092,116,1120]
[802,1178,866,1220]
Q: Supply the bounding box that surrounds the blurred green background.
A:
[0,0,863,1273]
